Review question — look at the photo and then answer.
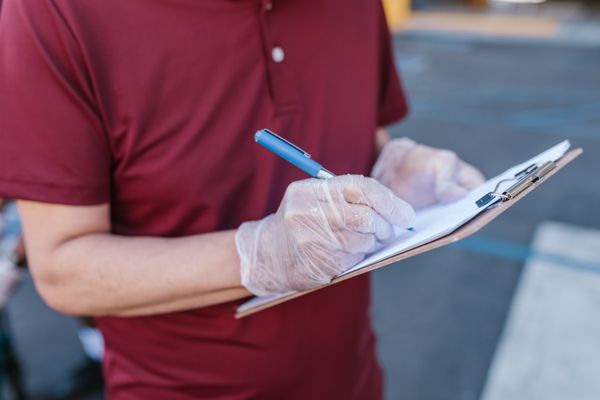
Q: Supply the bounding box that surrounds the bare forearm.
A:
[30,229,249,317]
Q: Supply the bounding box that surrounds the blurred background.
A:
[1,0,599,399]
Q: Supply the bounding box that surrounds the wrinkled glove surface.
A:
[371,138,485,209]
[236,175,416,296]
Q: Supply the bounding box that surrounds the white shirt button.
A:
[271,46,285,63]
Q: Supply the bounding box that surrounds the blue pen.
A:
[254,128,415,232]
[254,129,335,179]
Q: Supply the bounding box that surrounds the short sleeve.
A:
[0,0,110,205]
[376,4,409,126]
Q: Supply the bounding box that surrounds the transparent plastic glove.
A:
[236,175,416,296]
[371,138,485,209]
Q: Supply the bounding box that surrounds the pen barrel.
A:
[255,130,324,177]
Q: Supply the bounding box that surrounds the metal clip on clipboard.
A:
[476,160,557,208]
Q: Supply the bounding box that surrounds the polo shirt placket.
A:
[258,0,299,115]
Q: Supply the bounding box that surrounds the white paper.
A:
[238,140,571,314]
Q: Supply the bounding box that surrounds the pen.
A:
[254,128,415,231]
[254,129,335,179]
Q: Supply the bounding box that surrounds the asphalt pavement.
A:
[373,31,600,400]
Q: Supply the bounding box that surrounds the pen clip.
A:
[262,129,311,159]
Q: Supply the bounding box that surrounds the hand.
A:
[371,138,485,209]
[236,175,416,296]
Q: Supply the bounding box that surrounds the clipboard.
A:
[235,147,583,319]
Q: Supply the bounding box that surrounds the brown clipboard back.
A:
[235,148,583,319]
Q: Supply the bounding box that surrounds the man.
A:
[0,0,483,398]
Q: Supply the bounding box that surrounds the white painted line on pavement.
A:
[481,221,600,400]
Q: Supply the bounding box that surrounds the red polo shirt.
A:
[0,0,408,398]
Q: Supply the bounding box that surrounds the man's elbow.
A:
[30,260,98,316]
[17,201,112,315]
[36,284,81,316]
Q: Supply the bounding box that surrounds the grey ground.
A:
[372,32,600,400]
[4,29,600,400]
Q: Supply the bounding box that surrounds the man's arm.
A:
[15,129,402,318]
[18,201,250,317]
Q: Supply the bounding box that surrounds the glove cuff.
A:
[235,217,280,297]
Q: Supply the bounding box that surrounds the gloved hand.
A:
[371,138,485,209]
[236,175,416,296]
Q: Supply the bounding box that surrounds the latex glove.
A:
[371,138,485,209]
[236,175,416,296]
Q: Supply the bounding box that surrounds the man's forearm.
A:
[29,228,250,317]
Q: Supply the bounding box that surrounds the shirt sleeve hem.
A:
[378,102,410,127]
[0,177,109,206]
